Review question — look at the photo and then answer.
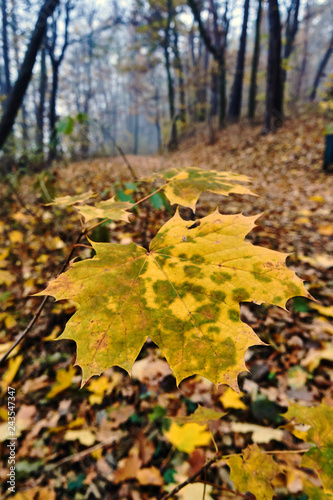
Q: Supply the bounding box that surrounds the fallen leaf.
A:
[164,422,211,453]
[47,365,76,399]
[230,422,284,443]
[64,429,96,446]
[227,444,281,500]
[220,387,247,410]
[137,466,164,486]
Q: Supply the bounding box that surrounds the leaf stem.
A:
[84,186,164,234]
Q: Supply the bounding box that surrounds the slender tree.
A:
[248,0,262,120]
[263,0,283,132]
[228,0,250,121]
[188,0,229,128]
[281,0,300,108]
[309,32,333,101]
[172,24,186,127]
[295,1,310,101]
[164,0,177,149]
[36,42,47,156]
[47,0,72,161]
[0,0,60,153]
[1,0,11,97]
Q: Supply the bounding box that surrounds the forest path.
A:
[55,113,333,257]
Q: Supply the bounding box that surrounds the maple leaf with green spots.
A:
[284,402,333,496]
[38,209,308,389]
[145,167,255,211]
[226,444,281,500]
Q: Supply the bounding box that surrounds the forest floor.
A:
[1,112,333,499]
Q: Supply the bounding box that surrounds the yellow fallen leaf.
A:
[44,235,65,250]
[0,312,17,329]
[0,355,23,392]
[88,375,110,404]
[311,303,333,317]
[164,422,211,453]
[301,342,333,372]
[309,195,325,202]
[295,217,310,224]
[318,224,333,236]
[47,365,76,399]
[220,387,246,410]
[297,210,312,217]
[297,254,333,269]
[64,429,96,446]
[9,230,23,244]
[44,325,62,341]
[0,270,15,285]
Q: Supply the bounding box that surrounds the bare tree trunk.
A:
[0,0,60,154]
[1,0,11,97]
[281,0,300,108]
[309,33,333,101]
[133,108,139,154]
[295,1,309,101]
[188,0,229,129]
[36,42,47,155]
[154,86,162,151]
[173,26,186,126]
[263,0,283,133]
[228,0,250,121]
[47,0,71,162]
[164,0,177,150]
[218,55,227,129]
[48,59,60,160]
[248,0,262,120]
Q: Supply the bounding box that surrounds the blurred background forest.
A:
[0,0,332,172]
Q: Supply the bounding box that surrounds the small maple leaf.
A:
[284,402,333,496]
[146,167,256,211]
[38,210,309,390]
[164,421,211,453]
[46,190,96,206]
[76,196,133,223]
[226,444,281,500]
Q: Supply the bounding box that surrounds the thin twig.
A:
[160,456,220,500]
[0,231,84,365]
[132,186,163,207]
[110,134,137,181]
[44,434,120,471]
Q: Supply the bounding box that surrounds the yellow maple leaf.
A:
[47,365,76,399]
[164,422,211,453]
[38,210,308,391]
